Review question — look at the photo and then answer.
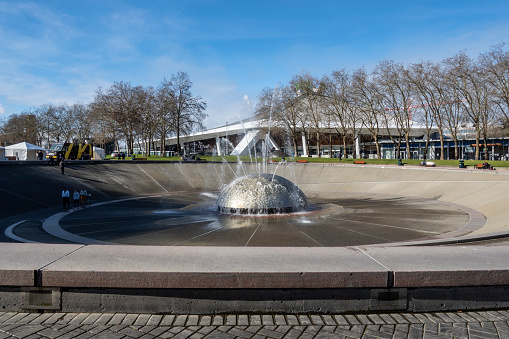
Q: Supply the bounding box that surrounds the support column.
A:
[215,135,222,156]
[355,136,361,159]
[301,133,308,157]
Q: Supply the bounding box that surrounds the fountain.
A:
[216,173,308,214]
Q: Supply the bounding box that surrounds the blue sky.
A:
[1,1,508,128]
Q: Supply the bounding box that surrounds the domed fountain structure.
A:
[216,173,308,214]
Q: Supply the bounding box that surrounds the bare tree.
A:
[407,61,451,159]
[256,85,303,156]
[375,60,414,159]
[352,68,381,159]
[290,72,324,156]
[322,70,359,157]
[92,81,145,155]
[167,72,207,155]
[480,44,509,121]
[445,52,486,160]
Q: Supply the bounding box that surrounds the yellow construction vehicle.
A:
[47,142,93,161]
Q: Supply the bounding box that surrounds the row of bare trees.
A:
[256,45,509,160]
[0,71,207,155]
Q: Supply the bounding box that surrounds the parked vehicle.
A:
[47,142,92,161]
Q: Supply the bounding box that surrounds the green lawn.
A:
[106,154,509,168]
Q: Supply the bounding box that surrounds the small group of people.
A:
[62,188,89,209]
[482,161,495,170]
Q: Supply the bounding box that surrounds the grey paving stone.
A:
[494,321,509,333]
[497,310,509,318]
[356,314,373,325]
[0,312,17,323]
[245,325,263,333]
[37,326,69,338]
[395,323,410,332]
[216,325,233,333]
[298,315,312,325]
[469,323,499,335]
[364,327,393,339]
[439,323,468,337]
[250,315,262,326]
[257,327,285,338]
[310,315,324,325]
[467,312,490,322]
[203,328,236,338]
[391,314,410,324]
[16,313,43,324]
[238,315,249,326]
[444,312,468,323]
[107,313,127,325]
[477,311,501,321]
[403,313,422,324]
[392,330,409,339]
[456,312,479,322]
[345,314,361,325]
[380,324,395,334]
[424,322,439,333]
[89,331,125,339]
[433,312,454,323]
[332,314,350,325]
[350,324,366,334]
[145,314,162,326]
[5,324,45,337]
[285,315,299,326]
[199,315,212,326]
[262,315,274,325]
[186,315,200,326]
[228,326,256,338]
[333,326,363,338]
[134,314,152,326]
[274,314,286,325]
[94,313,115,325]
[367,314,385,325]
[212,315,224,326]
[159,314,175,327]
[3,312,29,324]
[27,313,53,324]
[379,314,398,324]
[282,327,304,339]
[321,315,336,325]
[275,325,292,335]
[81,313,103,325]
[122,313,140,325]
[487,311,509,321]
[149,326,172,336]
[225,314,236,326]
[423,313,445,323]
[414,313,434,324]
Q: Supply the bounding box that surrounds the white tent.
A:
[0,147,4,161]
[4,142,47,161]
[93,146,105,160]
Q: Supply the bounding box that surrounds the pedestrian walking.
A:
[62,189,70,209]
[60,160,65,175]
[72,189,80,208]
[80,188,88,207]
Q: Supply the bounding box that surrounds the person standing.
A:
[80,188,88,207]
[72,189,80,209]
[62,189,70,209]
[60,159,65,175]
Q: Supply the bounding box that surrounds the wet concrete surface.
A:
[37,192,472,247]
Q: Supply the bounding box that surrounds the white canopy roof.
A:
[5,142,47,151]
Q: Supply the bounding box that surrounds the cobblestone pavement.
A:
[0,311,509,338]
